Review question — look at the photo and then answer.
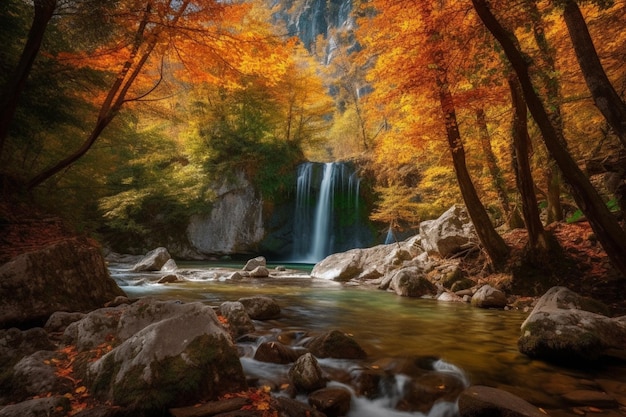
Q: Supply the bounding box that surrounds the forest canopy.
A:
[1,0,625,274]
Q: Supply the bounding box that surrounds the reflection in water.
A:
[114,267,626,413]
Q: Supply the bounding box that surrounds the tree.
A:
[560,0,626,148]
[0,0,57,157]
[508,74,558,263]
[2,0,295,190]
[358,0,509,266]
[472,0,626,277]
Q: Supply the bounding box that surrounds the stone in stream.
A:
[219,301,255,337]
[254,341,302,364]
[458,385,546,417]
[308,387,352,417]
[471,284,508,309]
[131,247,172,272]
[238,296,281,320]
[305,329,367,359]
[288,353,327,393]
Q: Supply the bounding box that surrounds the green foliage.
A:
[566,198,619,223]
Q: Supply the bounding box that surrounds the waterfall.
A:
[292,162,367,262]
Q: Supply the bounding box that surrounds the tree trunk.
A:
[472,0,626,277]
[434,51,509,268]
[0,0,57,159]
[562,0,626,148]
[26,3,158,190]
[475,108,512,217]
[508,74,557,262]
[525,0,565,222]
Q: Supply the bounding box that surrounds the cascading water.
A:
[292,162,369,262]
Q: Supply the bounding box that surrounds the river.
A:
[111,262,626,416]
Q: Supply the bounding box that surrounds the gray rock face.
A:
[471,285,508,309]
[518,286,626,362]
[0,238,124,328]
[131,247,171,272]
[419,205,477,257]
[186,173,264,255]
[61,298,246,411]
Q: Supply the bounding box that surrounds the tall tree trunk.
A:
[434,51,509,268]
[472,0,626,278]
[508,74,557,262]
[562,0,626,148]
[475,108,512,217]
[525,0,564,222]
[0,0,57,159]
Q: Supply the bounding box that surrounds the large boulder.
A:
[518,286,626,362]
[64,298,246,412]
[131,247,171,272]
[0,238,125,328]
[311,240,425,282]
[419,205,477,257]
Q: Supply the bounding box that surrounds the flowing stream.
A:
[114,264,626,416]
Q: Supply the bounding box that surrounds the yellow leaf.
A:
[75,386,87,394]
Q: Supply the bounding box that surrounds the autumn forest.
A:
[1,0,625,277]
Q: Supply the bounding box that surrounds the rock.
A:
[170,397,251,417]
[561,390,619,408]
[249,266,270,278]
[305,330,367,359]
[311,236,427,282]
[458,385,546,417]
[157,274,178,283]
[272,396,326,417]
[219,301,255,337]
[238,296,281,320]
[63,307,123,350]
[229,271,244,281]
[308,387,352,417]
[518,286,626,362]
[186,173,265,256]
[471,285,508,309]
[11,351,72,399]
[131,247,171,272]
[44,311,86,333]
[419,205,477,257]
[310,248,363,281]
[288,353,326,393]
[161,258,178,272]
[66,299,246,412]
[0,396,70,417]
[254,341,301,364]
[438,291,464,302]
[389,267,437,297]
[0,238,125,328]
[398,371,467,413]
[0,327,55,367]
[243,256,267,271]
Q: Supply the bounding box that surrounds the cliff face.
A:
[186,173,266,257]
